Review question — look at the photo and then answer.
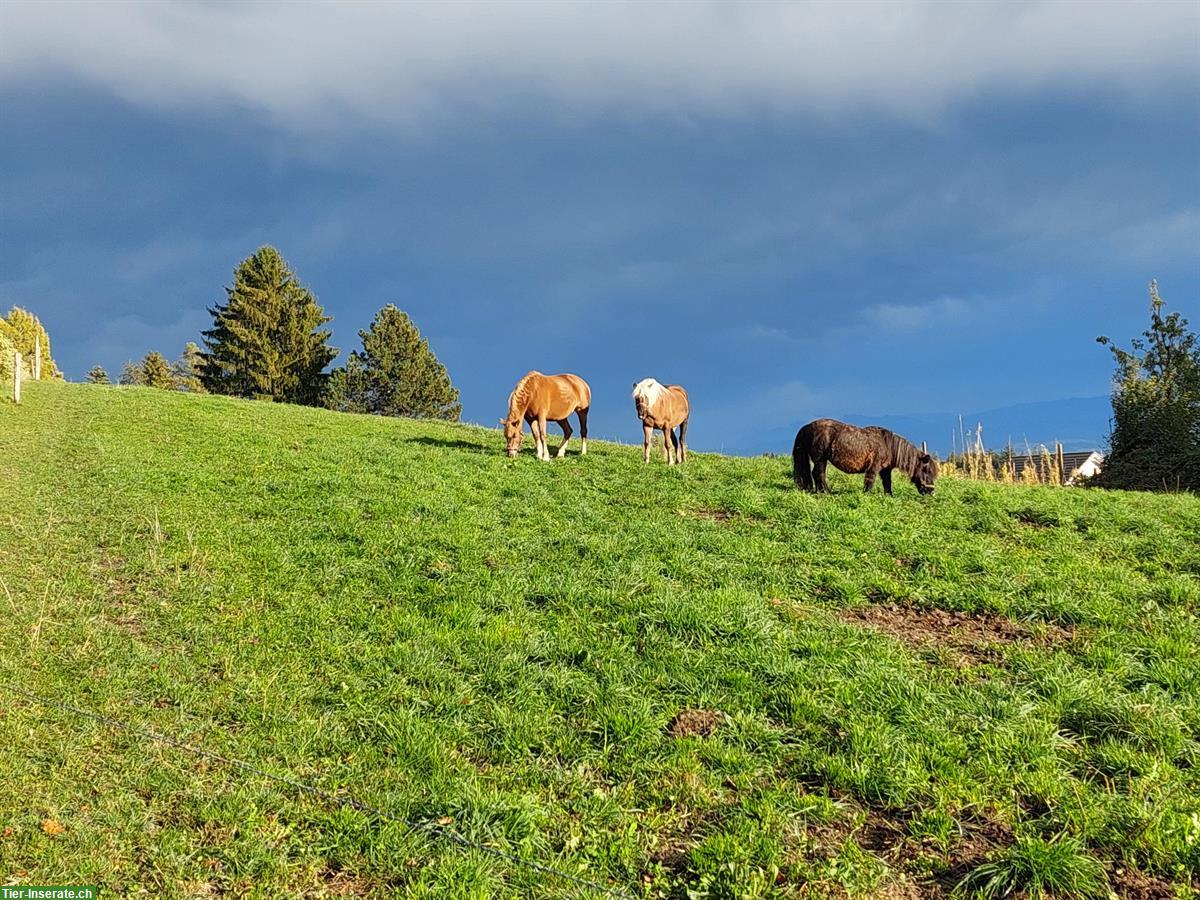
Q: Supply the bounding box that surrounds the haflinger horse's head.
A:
[910,453,939,495]
[500,417,523,457]
[631,377,664,419]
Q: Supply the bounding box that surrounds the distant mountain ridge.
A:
[722,395,1111,457]
[844,395,1112,456]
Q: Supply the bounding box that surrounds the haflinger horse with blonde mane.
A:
[501,371,591,460]
[632,378,690,465]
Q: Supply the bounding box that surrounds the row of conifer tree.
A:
[86,246,462,421]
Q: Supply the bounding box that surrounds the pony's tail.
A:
[792,424,814,490]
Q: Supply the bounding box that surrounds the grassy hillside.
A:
[1,382,1198,898]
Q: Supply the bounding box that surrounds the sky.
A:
[1,0,1197,455]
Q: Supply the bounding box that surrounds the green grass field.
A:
[1,382,1198,898]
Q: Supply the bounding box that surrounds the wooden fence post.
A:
[921,441,927,453]
[12,351,21,404]
[1055,442,1065,485]
[33,334,42,381]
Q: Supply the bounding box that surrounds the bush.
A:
[1097,281,1199,492]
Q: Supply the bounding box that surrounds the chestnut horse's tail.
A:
[792,423,815,490]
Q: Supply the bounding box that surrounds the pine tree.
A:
[1097,280,1199,491]
[172,342,207,393]
[334,305,461,420]
[86,365,110,384]
[201,247,336,404]
[141,351,175,389]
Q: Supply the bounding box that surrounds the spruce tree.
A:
[335,305,461,420]
[201,247,336,404]
[86,365,110,384]
[141,351,176,390]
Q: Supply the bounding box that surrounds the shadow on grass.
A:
[401,435,492,454]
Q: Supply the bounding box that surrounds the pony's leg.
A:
[578,407,589,455]
[555,418,573,458]
[678,419,688,463]
[880,469,893,496]
[863,470,877,493]
[813,459,830,493]
[663,426,676,465]
[537,414,550,460]
[643,423,653,463]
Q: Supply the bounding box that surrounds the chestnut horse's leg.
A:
[677,419,688,463]
[863,470,877,493]
[643,422,653,463]
[880,469,893,496]
[537,414,551,460]
[665,426,677,465]
[578,407,589,455]
[529,417,543,460]
[555,417,573,458]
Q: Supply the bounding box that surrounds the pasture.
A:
[1,381,1198,898]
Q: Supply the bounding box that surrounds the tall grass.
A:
[943,421,1070,486]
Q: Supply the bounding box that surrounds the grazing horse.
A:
[632,378,690,465]
[501,371,591,460]
[793,418,938,495]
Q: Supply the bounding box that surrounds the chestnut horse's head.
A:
[499,417,523,457]
[910,453,939,495]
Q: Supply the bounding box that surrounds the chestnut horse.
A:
[632,378,690,465]
[501,371,591,460]
[793,418,938,495]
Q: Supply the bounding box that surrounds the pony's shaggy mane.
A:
[867,427,925,477]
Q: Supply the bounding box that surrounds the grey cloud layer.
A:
[2,0,1196,129]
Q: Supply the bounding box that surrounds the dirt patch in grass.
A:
[805,805,1015,899]
[809,808,908,858]
[929,815,1015,897]
[667,708,726,738]
[686,507,736,523]
[307,864,377,897]
[1010,507,1060,528]
[840,604,1071,665]
[1108,866,1180,900]
[94,552,151,634]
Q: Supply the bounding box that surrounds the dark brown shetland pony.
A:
[632,378,690,464]
[501,371,591,460]
[793,418,938,495]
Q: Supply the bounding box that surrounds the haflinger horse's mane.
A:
[632,378,667,417]
[508,370,543,417]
